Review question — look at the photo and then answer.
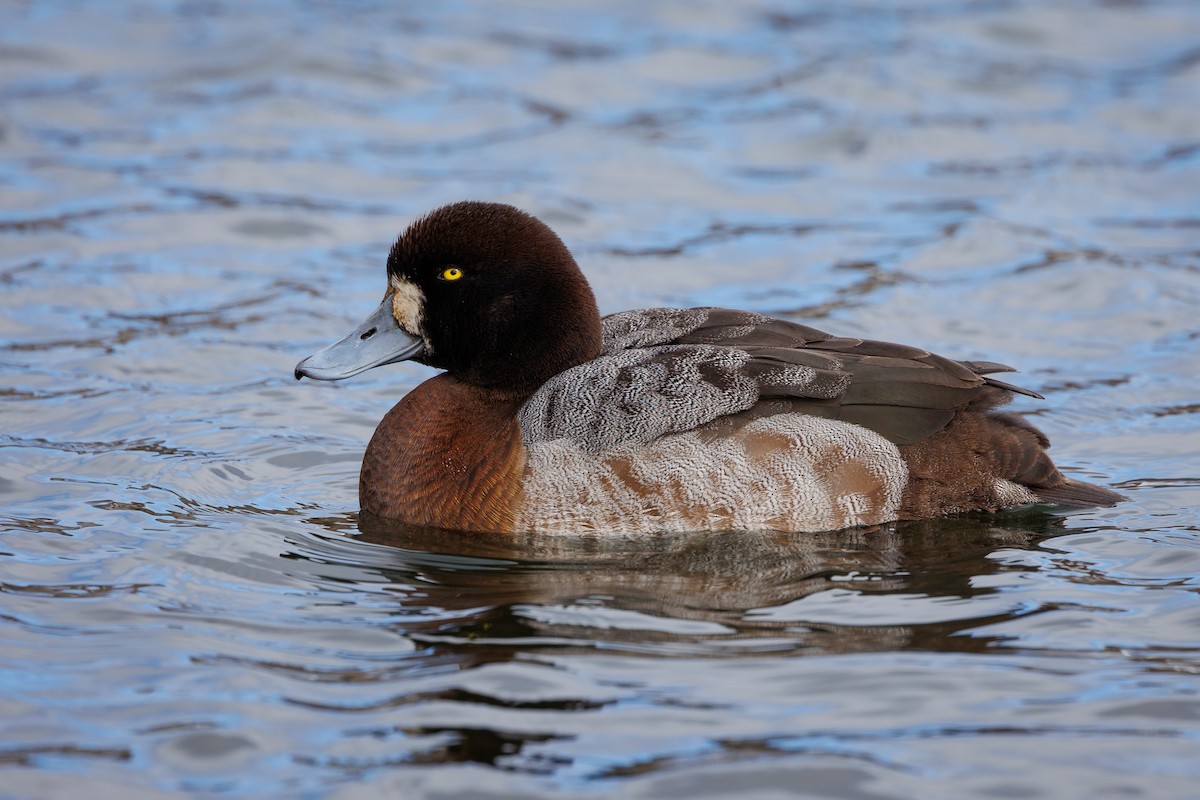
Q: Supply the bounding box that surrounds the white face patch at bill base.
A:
[389,276,427,342]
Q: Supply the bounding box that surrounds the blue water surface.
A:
[2,1,1199,798]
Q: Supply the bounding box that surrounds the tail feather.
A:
[982,410,1122,508]
[897,391,1124,518]
[1033,478,1124,508]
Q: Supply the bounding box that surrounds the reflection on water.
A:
[2,0,1200,797]
[351,512,1061,657]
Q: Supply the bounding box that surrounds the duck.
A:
[295,201,1122,534]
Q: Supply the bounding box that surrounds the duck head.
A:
[295,201,603,395]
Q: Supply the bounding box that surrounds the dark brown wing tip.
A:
[961,359,1017,375]
[984,376,1044,400]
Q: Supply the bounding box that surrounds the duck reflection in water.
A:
[327,510,1071,658]
[276,510,1073,770]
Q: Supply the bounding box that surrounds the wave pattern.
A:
[1,1,1199,797]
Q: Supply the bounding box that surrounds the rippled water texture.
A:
[3,1,1200,797]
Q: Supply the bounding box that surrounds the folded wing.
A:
[519,307,1041,452]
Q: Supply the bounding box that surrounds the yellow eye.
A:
[440,266,463,281]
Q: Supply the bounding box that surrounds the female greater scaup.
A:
[295,201,1121,534]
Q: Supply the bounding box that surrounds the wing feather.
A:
[523,307,1039,451]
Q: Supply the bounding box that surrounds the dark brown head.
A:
[295,201,603,396]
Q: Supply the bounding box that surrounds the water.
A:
[2,1,1199,797]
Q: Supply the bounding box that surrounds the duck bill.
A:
[294,299,425,381]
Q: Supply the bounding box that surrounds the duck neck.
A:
[359,374,527,532]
